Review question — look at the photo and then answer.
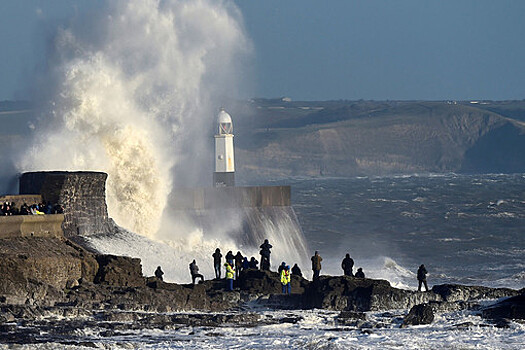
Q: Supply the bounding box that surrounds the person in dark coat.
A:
[189,259,204,285]
[212,248,222,279]
[278,261,286,275]
[417,264,429,292]
[311,251,322,281]
[242,257,249,271]
[225,250,235,264]
[341,253,354,276]
[234,251,243,278]
[259,239,272,270]
[355,267,365,278]
[249,257,259,269]
[291,263,302,277]
[154,266,164,281]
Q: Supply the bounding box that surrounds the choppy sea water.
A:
[4,174,524,349]
[2,306,524,349]
[288,173,525,291]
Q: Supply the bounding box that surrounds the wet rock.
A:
[263,294,304,309]
[66,279,80,289]
[94,255,145,287]
[453,321,475,329]
[482,294,525,320]
[401,303,434,327]
[279,315,303,324]
[303,275,441,311]
[236,269,309,295]
[432,284,519,302]
[337,311,367,320]
[0,237,94,306]
[429,300,477,313]
[336,311,367,327]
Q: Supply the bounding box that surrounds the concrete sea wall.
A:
[171,185,291,209]
[0,214,64,239]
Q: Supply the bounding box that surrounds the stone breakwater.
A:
[1,237,523,334]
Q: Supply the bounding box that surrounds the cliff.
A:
[232,100,525,178]
[3,100,525,189]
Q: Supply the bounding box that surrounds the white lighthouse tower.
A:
[214,108,235,187]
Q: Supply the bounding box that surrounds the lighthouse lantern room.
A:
[214,108,235,187]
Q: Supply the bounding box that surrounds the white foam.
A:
[19,0,250,240]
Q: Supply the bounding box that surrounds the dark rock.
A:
[66,279,80,289]
[94,255,145,287]
[432,284,519,302]
[337,311,367,320]
[0,237,97,305]
[401,303,434,327]
[453,321,475,329]
[429,300,477,313]
[303,275,441,311]
[263,294,303,309]
[482,294,525,320]
[279,315,303,324]
[336,311,367,327]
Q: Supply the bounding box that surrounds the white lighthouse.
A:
[214,108,235,187]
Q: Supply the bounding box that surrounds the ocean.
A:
[287,173,525,291]
[3,173,525,349]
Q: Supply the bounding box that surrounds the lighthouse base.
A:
[213,172,235,187]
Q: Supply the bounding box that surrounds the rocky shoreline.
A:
[1,237,524,346]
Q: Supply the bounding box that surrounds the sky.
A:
[1,0,525,101]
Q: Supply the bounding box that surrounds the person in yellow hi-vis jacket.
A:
[280,265,291,294]
[224,260,235,291]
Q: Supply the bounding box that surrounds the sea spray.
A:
[15,0,312,281]
[19,0,250,239]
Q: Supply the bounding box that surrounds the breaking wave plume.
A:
[19,0,250,238]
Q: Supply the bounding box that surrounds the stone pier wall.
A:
[0,214,64,238]
[19,171,112,237]
[171,185,291,210]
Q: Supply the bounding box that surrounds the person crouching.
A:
[189,260,204,285]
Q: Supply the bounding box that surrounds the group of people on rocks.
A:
[0,201,64,216]
[153,238,430,294]
[311,250,365,281]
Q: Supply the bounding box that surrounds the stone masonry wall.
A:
[19,172,112,237]
[171,186,291,210]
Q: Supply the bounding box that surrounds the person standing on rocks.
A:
[291,263,303,277]
[417,264,429,292]
[278,261,286,275]
[224,260,235,291]
[212,248,222,279]
[242,257,249,271]
[311,251,322,281]
[234,251,244,279]
[355,267,365,278]
[259,239,272,271]
[225,250,235,264]
[189,260,204,285]
[249,257,259,269]
[341,253,354,277]
[280,265,291,294]
[154,266,164,281]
